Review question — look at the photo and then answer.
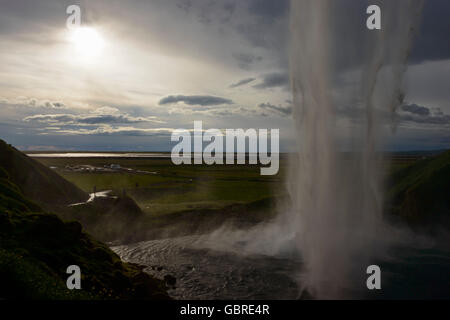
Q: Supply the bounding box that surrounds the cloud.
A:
[336,103,450,127]
[396,103,450,126]
[398,110,450,126]
[253,72,289,89]
[401,104,431,116]
[229,77,256,88]
[159,95,233,106]
[91,106,121,115]
[34,100,66,109]
[18,145,60,151]
[43,126,176,136]
[409,0,450,63]
[0,96,67,109]
[24,114,76,123]
[234,0,289,50]
[23,107,163,125]
[232,53,262,70]
[258,102,292,117]
[247,0,289,20]
[166,104,247,117]
[176,0,193,13]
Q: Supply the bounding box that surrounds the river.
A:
[112,232,450,300]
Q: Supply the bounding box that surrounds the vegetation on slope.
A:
[386,150,450,230]
[0,167,169,300]
[0,140,88,207]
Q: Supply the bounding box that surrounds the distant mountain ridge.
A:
[0,139,88,208]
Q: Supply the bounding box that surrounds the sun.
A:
[69,27,105,59]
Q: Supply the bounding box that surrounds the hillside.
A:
[60,195,144,242]
[0,167,169,299]
[0,139,146,242]
[387,150,450,230]
[0,140,88,207]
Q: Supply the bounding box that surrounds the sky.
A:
[0,0,449,151]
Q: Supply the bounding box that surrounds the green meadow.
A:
[33,151,446,234]
[34,157,287,216]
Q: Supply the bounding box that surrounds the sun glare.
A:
[69,27,104,59]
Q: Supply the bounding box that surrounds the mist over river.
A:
[112,232,450,300]
[112,235,300,299]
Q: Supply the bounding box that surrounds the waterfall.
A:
[288,0,423,298]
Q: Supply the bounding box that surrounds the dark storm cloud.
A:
[396,103,450,126]
[225,0,449,66]
[278,0,450,73]
[409,0,450,63]
[401,104,430,116]
[159,95,233,106]
[258,102,292,117]
[398,110,450,126]
[335,0,450,65]
[229,77,256,88]
[253,72,289,90]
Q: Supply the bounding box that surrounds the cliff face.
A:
[0,166,169,299]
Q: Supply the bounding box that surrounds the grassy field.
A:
[32,151,442,224]
[24,150,450,243]
[34,157,288,216]
[33,152,431,215]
